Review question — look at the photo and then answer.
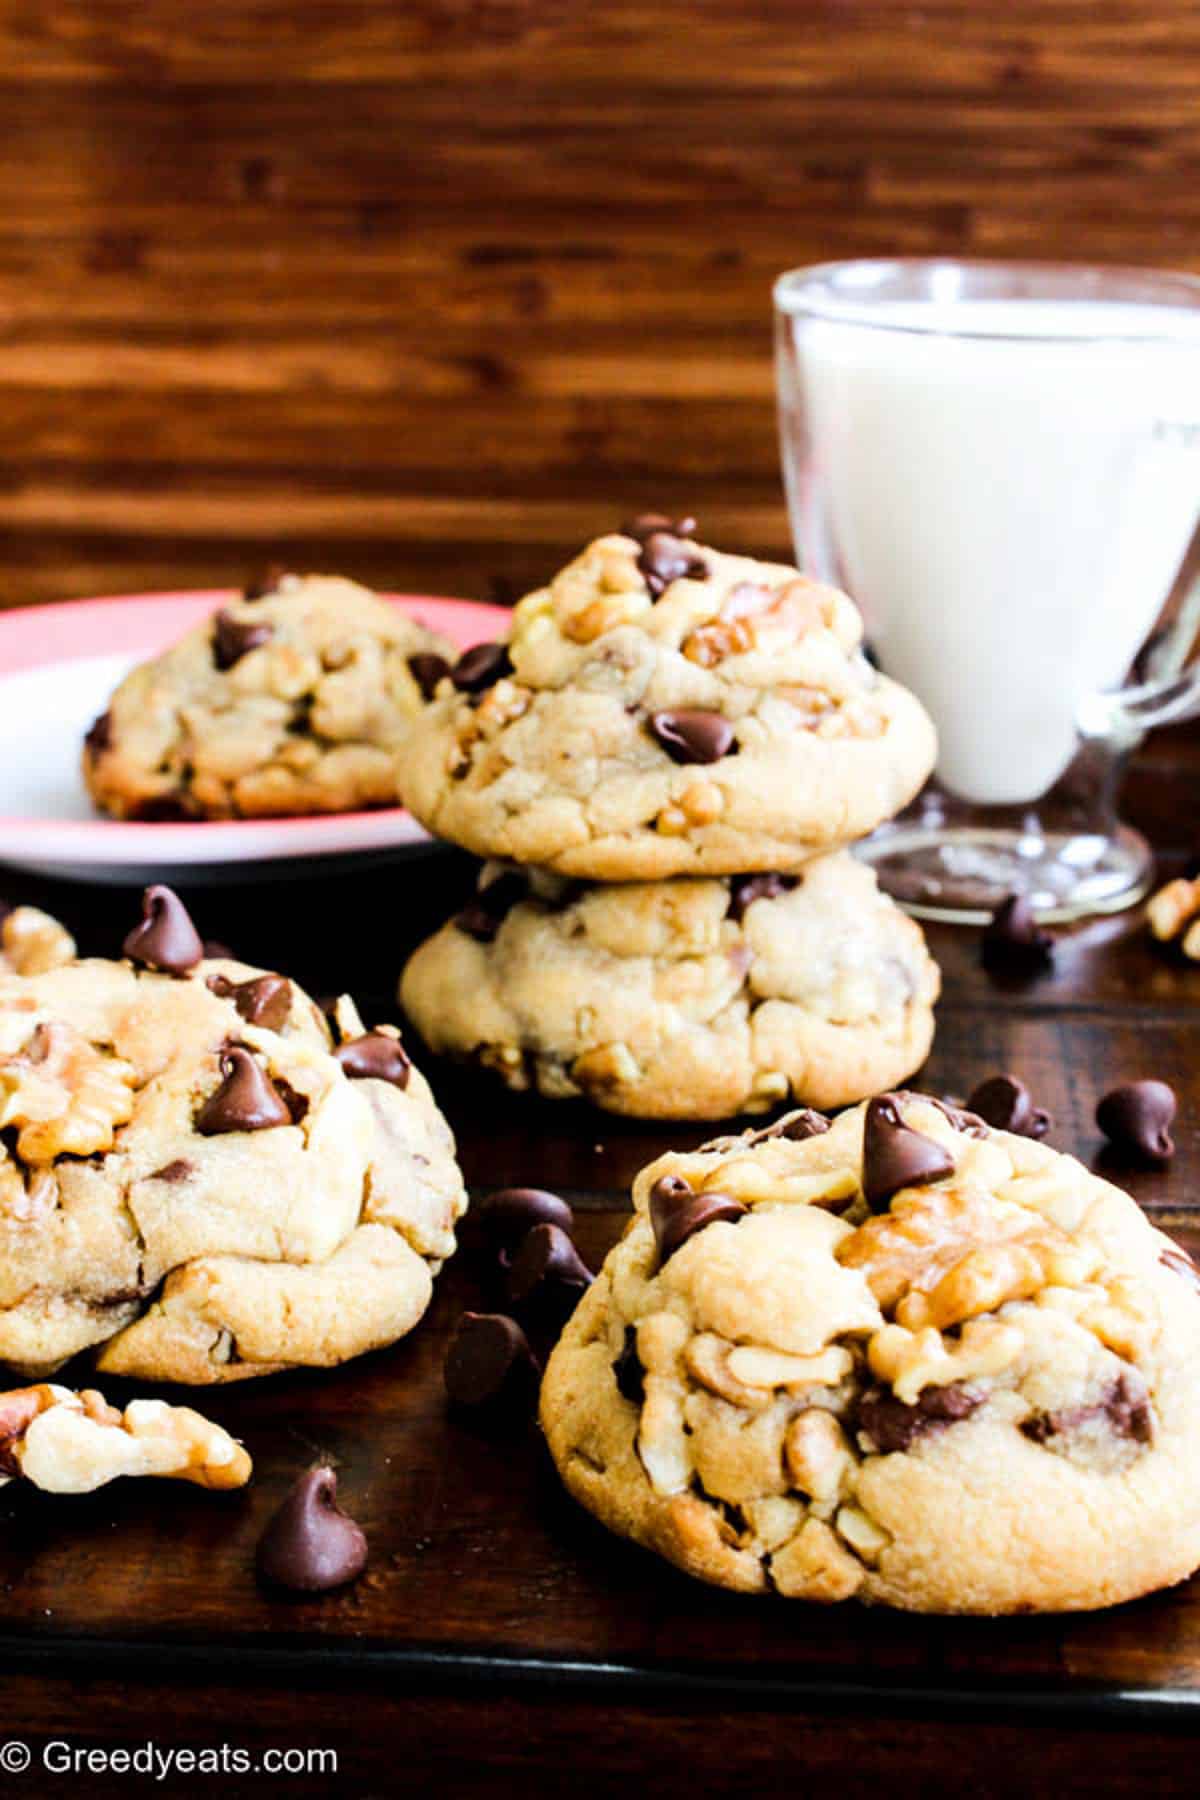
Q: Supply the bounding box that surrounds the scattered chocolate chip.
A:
[649,1177,746,1267]
[84,710,112,757]
[624,512,697,543]
[612,1324,645,1405]
[1096,1079,1177,1163]
[408,651,452,700]
[453,872,528,942]
[965,1074,1051,1140]
[727,872,799,922]
[207,973,292,1032]
[1161,1247,1200,1292]
[196,1045,292,1135]
[243,561,292,600]
[333,1031,411,1090]
[213,609,273,671]
[478,1187,575,1254]
[149,1159,193,1184]
[981,894,1055,978]
[123,885,204,975]
[506,1223,593,1325]
[636,528,708,599]
[1022,1372,1153,1448]
[648,709,736,765]
[753,1109,831,1143]
[861,1094,955,1214]
[856,1383,982,1454]
[255,1467,368,1594]
[444,1312,539,1414]
[450,641,512,693]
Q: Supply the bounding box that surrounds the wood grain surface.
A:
[2,0,1200,610]
[2,726,1200,1793]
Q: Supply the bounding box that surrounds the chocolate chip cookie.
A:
[0,887,466,1382]
[0,1382,251,1493]
[400,852,939,1119]
[399,525,937,879]
[541,1094,1200,1612]
[83,572,456,820]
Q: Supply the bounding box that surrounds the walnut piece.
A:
[0,1021,137,1162]
[0,907,77,976]
[0,1383,252,1493]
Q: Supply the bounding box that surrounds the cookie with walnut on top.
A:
[398,518,936,881]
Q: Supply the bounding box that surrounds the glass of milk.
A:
[775,259,1200,921]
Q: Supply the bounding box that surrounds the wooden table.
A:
[3,729,1200,1795]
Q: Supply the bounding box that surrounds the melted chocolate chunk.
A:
[861,1094,955,1214]
[612,1324,645,1405]
[478,1187,575,1254]
[408,651,452,700]
[649,1176,746,1267]
[84,710,112,757]
[454,872,528,942]
[505,1223,593,1326]
[981,894,1055,978]
[444,1311,539,1415]
[856,1383,983,1454]
[196,1045,292,1135]
[213,609,273,671]
[1022,1373,1153,1448]
[1096,1079,1177,1164]
[149,1159,193,1184]
[255,1467,368,1594]
[333,1031,411,1090]
[243,561,292,601]
[132,796,194,823]
[624,512,697,543]
[965,1074,1051,1140]
[751,1109,831,1144]
[207,972,292,1033]
[727,872,799,923]
[123,885,204,976]
[636,528,708,599]
[1161,1246,1200,1292]
[450,641,512,693]
[648,709,736,765]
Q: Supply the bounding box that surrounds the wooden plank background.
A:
[2,0,1200,608]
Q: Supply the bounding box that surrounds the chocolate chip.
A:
[213,609,273,671]
[131,796,194,823]
[1096,1079,1177,1163]
[333,1031,411,1090]
[453,872,528,942]
[649,1176,746,1267]
[243,561,292,600]
[965,1074,1051,1140]
[648,709,736,765]
[1022,1372,1153,1447]
[196,1045,292,1135]
[856,1383,982,1454]
[1162,1247,1200,1292]
[753,1109,831,1143]
[612,1324,645,1405]
[861,1095,955,1213]
[981,894,1055,978]
[478,1187,575,1254]
[624,512,697,543]
[207,973,292,1033]
[505,1223,593,1325]
[636,528,708,599]
[727,872,799,922]
[408,651,452,700]
[255,1467,368,1594]
[123,885,204,975]
[84,710,112,756]
[149,1159,193,1184]
[444,1312,539,1414]
[450,641,512,693]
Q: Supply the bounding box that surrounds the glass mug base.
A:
[857,814,1154,924]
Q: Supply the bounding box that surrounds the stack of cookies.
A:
[399,517,941,1121]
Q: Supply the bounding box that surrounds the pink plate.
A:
[0,590,510,884]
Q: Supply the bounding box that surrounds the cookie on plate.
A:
[0,886,466,1383]
[399,521,936,880]
[400,853,939,1119]
[541,1093,1200,1612]
[0,1382,251,1493]
[83,572,456,820]
[0,905,76,976]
